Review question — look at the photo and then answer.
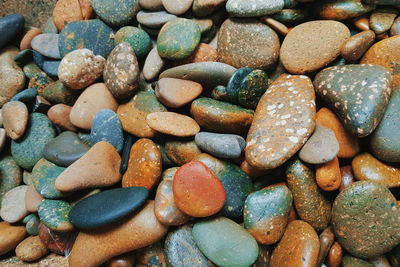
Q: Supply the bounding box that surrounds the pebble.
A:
[0,221,26,256]
[0,47,26,106]
[316,227,335,266]
[226,0,284,17]
[0,185,28,223]
[122,138,162,189]
[24,184,43,213]
[47,104,77,132]
[0,14,24,49]
[173,161,226,217]
[165,140,202,166]
[314,64,392,137]
[38,199,73,232]
[106,252,136,267]
[155,78,202,108]
[316,157,342,191]
[237,69,269,109]
[30,34,61,59]
[390,16,400,36]
[342,255,374,267]
[161,0,193,15]
[218,18,279,69]
[58,49,106,90]
[332,181,400,259]
[58,19,115,58]
[244,185,292,245]
[11,113,56,170]
[70,83,118,130]
[52,0,94,31]
[195,132,245,159]
[91,0,140,26]
[55,141,121,192]
[340,30,376,62]
[20,27,42,50]
[0,155,22,205]
[136,242,166,266]
[15,236,48,262]
[42,80,79,105]
[270,220,319,267]
[2,101,28,140]
[24,214,40,235]
[315,0,375,20]
[42,60,61,77]
[369,8,398,35]
[90,109,124,152]
[143,47,166,81]
[286,159,331,231]
[192,0,226,16]
[327,241,343,267]
[137,10,177,29]
[192,217,259,267]
[104,42,140,99]
[147,112,200,137]
[68,201,168,267]
[38,223,77,255]
[139,0,163,10]
[226,67,252,103]
[340,165,355,191]
[172,43,218,66]
[246,74,316,170]
[10,87,37,103]
[114,26,152,59]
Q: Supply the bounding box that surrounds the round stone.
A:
[15,236,48,262]
[147,112,200,137]
[114,26,152,59]
[0,14,25,49]
[52,0,94,31]
[0,221,26,256]
[90,109,124,152]
[91,0,140,26]
[31,33,61,59]
[195,132,245,159]
[155,78,203,108]
[161,0,193,15]
[1,101,28,140]
[38,199,73,232]
[165,140,202,166]
[0,185,28,223]
[0,155,22,206]
[137,10,177,29]
[47,104,77,132]
[143,47,166,81]
[314,0,375,21]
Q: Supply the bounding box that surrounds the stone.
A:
[11,113,56,170]
[10,87,37,103]
[226,0,284,17]
[31,159,67,199]
[272,8,308,24]
[218,18,279,70]
[114,26,152,59]
[237,69,269,109]
[157,18,201,60]
[316,227,335,266]
[139,0,163,10]
[58,19,115,58]
[20,27,42,50]
[342,255,374,267]
[316,157,342,191]
[136,242,166,266]
[24,214,40,236]
[15,236,48,262]
[315,64,392,137]
[370,8,398,35]
[172,43,218,66]
[106,252,136,267]
[38,199,73,232]
[2,101,28,140]
[28,72,53,95]
[52,0,94,31]
[0,155,22,206]
[0,14,24,49]
[0,47,26,106]
[42,80,79,106]
[0,128,5,152]
[261,17,289,36]
[31,33,61,59]
[90,109,124,152]
[195,132,245,159]
[104,42,139,100]
[122,138,162,189]
[161,0,193,15]
[244,185,292,245]
[143,47,166,81]
[137,10,176,29]
[91,0,140,26]
[270,220,319,267]
[24,184,43,213]
[56,141,121,192]
[38,223,77,255]
[69,187,148,229]
[245,74,316,170]
[0,221,26,256]
[286,159,331,231]
[0,185,28,223]
[299,124,339,164]
[314,0,375,21]
[43,131,90,167]
[193,217,259,267]
[68,201,168,267]
[340,166,355,191]
[70,83,118,130]
[47,104,78,132]
[58,49,106,90]
[155,78,203,108]
[42,60,61,77]
[327,241,343,267]
[147,112,200,137]
[192,0,226,17]
[165,140,202,166]
[340,30,376,62]
[390,16,400,36]
[173,161,225,217]
[191,97,254,135]
[361,36,400,87]
[280,20,350,74]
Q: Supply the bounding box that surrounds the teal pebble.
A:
[115,26,152,59]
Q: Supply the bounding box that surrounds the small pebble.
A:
[195,132,245,159]
[147,112,200,137]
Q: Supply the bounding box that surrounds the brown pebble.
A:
[0,221,26,256]
[327,241,343,267]
[340,30,375,62]
[155,78,203,108]
[47,104,78,132]
[147,112,200,137]
[316,157,342,191]
[2,101,28,140]
[339,165,355,191]
[353,16,370,31]
[15,236,48,262]
[106,251,136,267]
[261,17,289,36]
[52,0,94,31]
[317,227,335,266]
[20,27,42,50]
[24,184,44,213]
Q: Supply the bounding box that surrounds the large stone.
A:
[226,0,284,17]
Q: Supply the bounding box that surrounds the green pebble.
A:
[24,214,40,235]
[91,0,140,26]
[42,80,80,105]
[0,156,22,207]
[115,26,152,59]
[38,199,74,232]
[237,69,268,109]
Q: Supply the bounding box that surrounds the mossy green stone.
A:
[11,113,56,170]
[23,62,43,79]
[42,80,79,105]
[28,72,53,93]
[31,158,68,199]
[114,26,152,59]
[23,214,40,235]
[342,255,374,267]
[164,140,202,166]
[272,9,309,24]
[0,155,22,206]
[91,0,140,26]
[237,69,269,109]
[211,85,230,102]
[38,199,73,232]
[192,217,259,267]
[157,18,201,60]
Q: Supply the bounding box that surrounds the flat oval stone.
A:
[332,181,400,259]
[286,159,331,231]
[157,18,201,60]
[280,20,350,74]
[2,101,28,140]
[137,10,176,29]
[104,42,139,100]
[31,159,67,199]
[11,113,56,170]
[15,235,48,262]
[0,185,28,223]
[226,0,284,17]
[155,78,203,108]
[370,8,398,35]
[143,47,166,81]
[58,19,115,58]
[69,187,148,229]
[165,140,202,166]
[47,104,77,132]
[314,64,392,137]
[90,109,124,152]
[0,14,25,49]
[218,18,279,69]
[340,30,375,62]
[0,221,26,256]
[245,74,316,170]
[195,132,245,159]
[173,161,226,217]
[191,97,254,135]
[244,185,292,245]
[361,36,400,87]
[91,0,140,26]
[270,220,319,267]
[114,26,152,59]
[147,112,200,137]
[52,0,94,31]
[192,217,259,267]
[314,0,375,20]
[38,199,73,232]
[161,0,193,15]
[31,33,60,59]
[122,138,162,190]
[165,225,214,267]
[0,155,22,206]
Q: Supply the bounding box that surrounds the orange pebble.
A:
[172,43,218,67]
[20,27,42,50]
[327,241,343,267]
[316,108,359,158]
[316,157,341,191]
[288,206,297,223]
[47,104,77,132]
[240,160,270,180]
[353,16,370,31]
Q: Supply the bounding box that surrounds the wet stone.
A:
[195,132,246,159]
[91,0,140,27]
[90,109,124,152]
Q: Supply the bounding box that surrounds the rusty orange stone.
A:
[352,16,370,31]
[240,160,271,180]
[316,157,342,191]
[173,161,226,217]
[20,27,42,50]
[327,241,343,267]
[122,138,162,190]
[47,104,77,132]
[52,0,94,31]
